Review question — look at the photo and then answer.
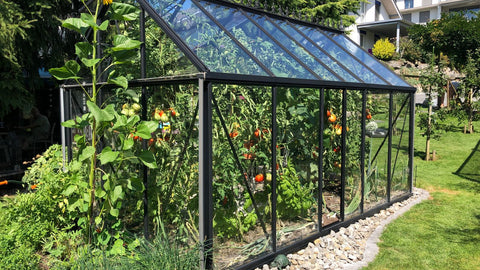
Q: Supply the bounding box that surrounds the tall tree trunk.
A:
[425,104,432,161]
[468,89,474,133]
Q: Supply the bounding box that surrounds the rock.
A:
[278,188,428,270]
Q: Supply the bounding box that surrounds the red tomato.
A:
[229,131,238,138]
[148,138,155,147]
[328,114,337,123]
[366,114,372,120]
[255,174,264,183]
[326,110,331,117]
[222,196,228,206]
[254,129,260,138]
[134,135,139,141]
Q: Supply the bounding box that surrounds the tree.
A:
[456,50,480,133]
[409,11,480,135]
[418,52,447,161]
[235,0,363,28]
[409,11,480,69]
[0,0,33,118]
[0,0,78,119]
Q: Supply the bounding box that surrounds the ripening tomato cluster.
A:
[152,107,178,122]
[366,108,373,120]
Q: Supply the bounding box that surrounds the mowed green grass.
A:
[365,117,480,270]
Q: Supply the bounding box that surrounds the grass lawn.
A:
[365,117,480,270]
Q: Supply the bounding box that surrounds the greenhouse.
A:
[60,0,416,268]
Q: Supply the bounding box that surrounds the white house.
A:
[348,0,480,52]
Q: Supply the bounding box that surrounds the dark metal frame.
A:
[59,0,417,269]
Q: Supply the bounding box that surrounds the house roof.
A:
[138,0,415,91]
[357,19,413,37]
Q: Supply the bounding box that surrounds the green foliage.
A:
[417,52,448,146]
[0,145,82,269]
[399,37,422,63]
[408,11,480,69]
[453,50,480,133]
[0,0,33,118]
[50,0,158,247]
[372,38,396,61]
[235,0,362,28]
[275,161,314,219]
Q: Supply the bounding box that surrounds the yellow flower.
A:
[103,0,113,5]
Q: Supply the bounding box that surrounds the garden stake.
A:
[211,94,269,239]
[162,101,199,209]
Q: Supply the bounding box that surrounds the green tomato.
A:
[132,103,141,112]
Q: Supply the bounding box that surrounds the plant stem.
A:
[86,0,102,244]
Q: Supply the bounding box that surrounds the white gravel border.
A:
[342,187,430,270]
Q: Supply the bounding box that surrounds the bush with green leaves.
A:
[0,145,83,269]
[372,38,396,61]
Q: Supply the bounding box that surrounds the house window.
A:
[360,1,366,16]
[360,34,365,48]
[403,13,412,21]
[420,11,430,23]
[405,0,413,9]
[375,1,381,21]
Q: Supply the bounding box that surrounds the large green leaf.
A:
[109,239,126,255]
[79,146,95,162]
[75,42,93,59]
[110,3,140,21]
[111,185,124,203]
[112,35,142,51]
[49,60,81,80]
[138,150,158,169]
[62,17,89,35]
[98,147,119,165]
[112,50,137,65]
[80,13,97,30]
[135,121,158,139]
[87,101,115,123]
[108,75,128,89]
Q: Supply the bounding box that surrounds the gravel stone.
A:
[255,188,429,270]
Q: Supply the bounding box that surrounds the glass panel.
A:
[299,26,386,85]
[391,93,410,199]
[275,87,319,247]
[345,90,363,219]
[322,89,343,227]
[364,92,389,210]
[201,1,317,79]
[146,0,268,75]
[144,15,198,77]
[255,17,339,81]
[274,20,360,83]
[211,84,273,268]
[328,34,411,87]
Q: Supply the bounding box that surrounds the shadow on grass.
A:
[454,139,480,184]
[413,148,426,160]
[442,214,480,245]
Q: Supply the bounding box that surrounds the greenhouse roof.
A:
[138,0,414,91]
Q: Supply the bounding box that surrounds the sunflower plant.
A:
[49,0,157,248]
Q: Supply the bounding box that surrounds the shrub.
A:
[372,38,396,61]
[399,37,422,62]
